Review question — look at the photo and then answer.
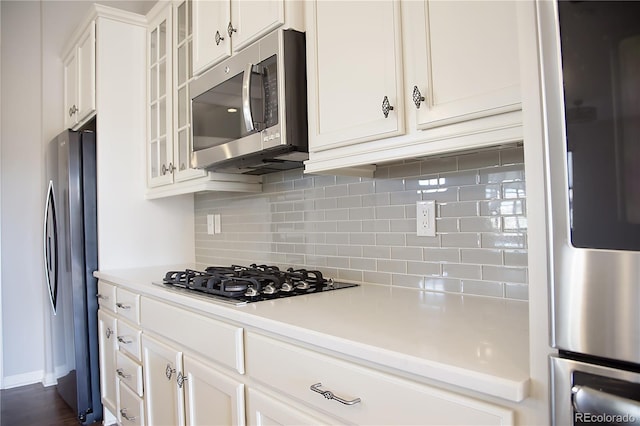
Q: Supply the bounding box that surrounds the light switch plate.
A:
[214,214,221,234]
[207,214,215,235]
[416,201,436,237]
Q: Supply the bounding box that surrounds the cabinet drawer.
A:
[118,380,145,426]
[116,351,143,397]
[116,320,142,362]
[115,288,140,324]
[97,281,116,312]
[246,332,514,426]
[141,297,244,374]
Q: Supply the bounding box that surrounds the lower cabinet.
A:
[97,310,117,415]
[98,283,518,426]
[183,355,246,426]
[141,335,185,426]
[247,388,338,425]
[141,333,247,426]
[245,332,514,426]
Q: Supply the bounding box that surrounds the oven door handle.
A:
[242,63,255,133]
[572,385,640,422]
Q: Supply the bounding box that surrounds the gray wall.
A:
[195,145,528,300]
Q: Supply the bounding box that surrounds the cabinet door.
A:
[142,335,185,426]
[247,388,339,426]
[174,0,206,182]
[63,51,78,129]
[410,0,520,130]
[192,0,231,75]
[230,0,284,52]
[76,21,96,125]
[306,0,404,152]
[183,355,245,426]
[97,310,117,415]
[148,5,174,187]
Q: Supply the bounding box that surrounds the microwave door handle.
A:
[242,63,255,133]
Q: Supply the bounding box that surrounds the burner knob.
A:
[296,281,310,290]
[245,287,258,297]
[263,284,277,295]
[281,282,294,292]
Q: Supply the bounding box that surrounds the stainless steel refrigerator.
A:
[44,128,101,424]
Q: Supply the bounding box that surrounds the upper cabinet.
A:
[192,0,303,75]
[410,1,521,130]
[145,0,262,198]
[63,20,96,129]
[147,4,174,187]
[305,1,405,151]
[304,0,523,175]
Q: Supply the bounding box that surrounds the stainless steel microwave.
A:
[190,29,308,174]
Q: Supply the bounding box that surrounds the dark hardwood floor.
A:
[0,383,101,426]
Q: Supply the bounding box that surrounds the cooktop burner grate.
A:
[157,264,358,305]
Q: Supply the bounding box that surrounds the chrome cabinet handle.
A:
[68,105,78,116]
[165,363,176,380]
[177,371,187,388]
[382,96,394,118]
[161,163,175,175]
[227,22,237,38]
[106,327,113,339]
[117,336,132,344]
[116,302,131,310]
[310,383,362,406]
[215,30,224,45]
[96,293,109,300]
[120,409,136,422]
[116,368,132,379]
[412,86,425,109]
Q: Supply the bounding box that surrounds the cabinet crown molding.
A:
[62,4,146,58]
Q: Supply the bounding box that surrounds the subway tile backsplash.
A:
[194,145,528,300]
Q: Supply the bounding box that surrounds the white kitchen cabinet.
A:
[142,333,246,426]
[146,1,262,198]
[147,3,174,188]
[118,380,146,426]
[304,0,523,175]
[140,296,246,425]
[97,281,145,424]
[305,0,405,151]
[97,309,118,416]
[142,334,186,426]
[192,0,301,75]
[247,388,339,425]
[246,331,514,425]
[63,20,96,129]
[408,0,520,130]
[184,355,246,425]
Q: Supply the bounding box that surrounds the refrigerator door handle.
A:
[43,179,58,314]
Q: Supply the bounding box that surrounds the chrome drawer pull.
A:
[116,302,131,310]
[120,408,136,422]
[116,368,132,379]
[96,293,109,300]
[117,336,133,344]
[310,382,361,406]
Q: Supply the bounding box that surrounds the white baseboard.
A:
[2,370,45,390]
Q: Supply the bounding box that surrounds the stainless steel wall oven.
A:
[538,1,640,424]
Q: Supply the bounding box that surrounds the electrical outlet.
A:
[207,214,215,235]
[416,201,436,237]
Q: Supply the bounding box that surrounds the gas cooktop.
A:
[155,264,358,306]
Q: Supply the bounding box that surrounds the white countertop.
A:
[95,264,530,402]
